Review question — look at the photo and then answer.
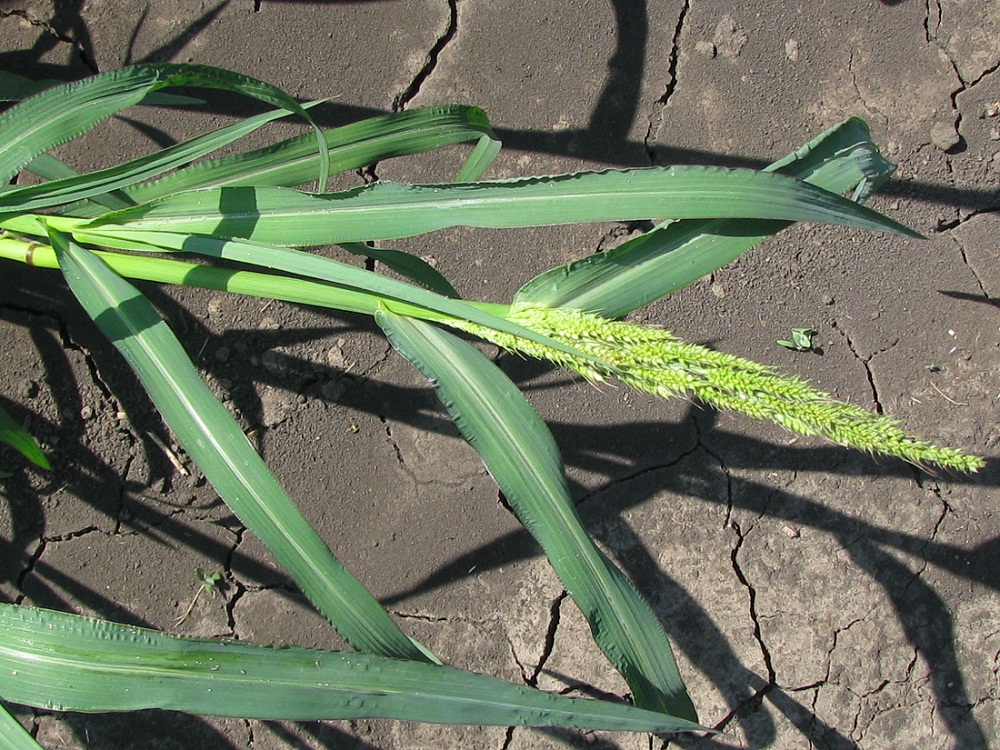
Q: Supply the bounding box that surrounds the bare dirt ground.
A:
[1,1,998,748]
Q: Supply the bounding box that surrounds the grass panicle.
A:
[448,303,983,473]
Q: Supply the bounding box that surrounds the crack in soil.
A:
[967,59,1000,89]
[901,485,949,592]
[54,314,119,410]
[691,425,785,735]
[502,629,530,683]
[111,453,139,535]
[830,319,884,414]
[574,431,701,510]
[847,49,889,132]
[657,0,689,107]
[390,609,450,623]
[692,418,737,530]
[14,538,46,604]
[392,0,458,113]
[940,207,1000,232]
[223,527,246,633]
[924,2,1000,89]
[381,418,407,469]
[6,303,120,408]
[729,521,776,687]
[947,232,994,301]
[527,590,567,687]
[924,0,943,44]
[0,8,97,73]
[704,682,775,737]
[644,0,689,165]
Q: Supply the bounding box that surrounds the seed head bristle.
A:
[444,303,983,473]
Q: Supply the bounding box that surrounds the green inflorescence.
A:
[449,303,983,473]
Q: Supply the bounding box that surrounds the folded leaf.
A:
[515,118,904,316]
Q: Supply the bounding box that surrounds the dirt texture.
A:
[1,1,998,749]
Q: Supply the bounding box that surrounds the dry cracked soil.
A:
[1,1,998,749]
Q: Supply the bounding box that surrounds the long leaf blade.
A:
[0,605,704,734]
[515,118,903,315]
[0,64,327,189]
[0,103,313,212]
[49,229,431,663]
[376,310,697,721]
[83,166,920,245]
[118,105,499,205]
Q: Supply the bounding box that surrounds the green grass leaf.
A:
[0,64,327,190]
[116,105,499,206]
[0,604,705,734]
[376,310,697,721]
[454,132,502,182]
[82,165,920,246]
[64,228,598,369]
[0,703,43,750]
[0,401,50,470]
[338,241,460,298]
[0,103,314,212]
[515,118,905,316]
[48,228,432,663]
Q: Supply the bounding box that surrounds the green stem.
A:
[0,235,510,323]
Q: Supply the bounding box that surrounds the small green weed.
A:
[777,326,817,352]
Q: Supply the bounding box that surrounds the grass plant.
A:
[0,63,982,748]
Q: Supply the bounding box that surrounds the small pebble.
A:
[782,525,801,539]
[80,406,93,420]
[695,40,717,58]
[930,120,960,152]
[327,340,349,369]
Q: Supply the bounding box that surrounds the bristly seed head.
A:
[446,303,983,473]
